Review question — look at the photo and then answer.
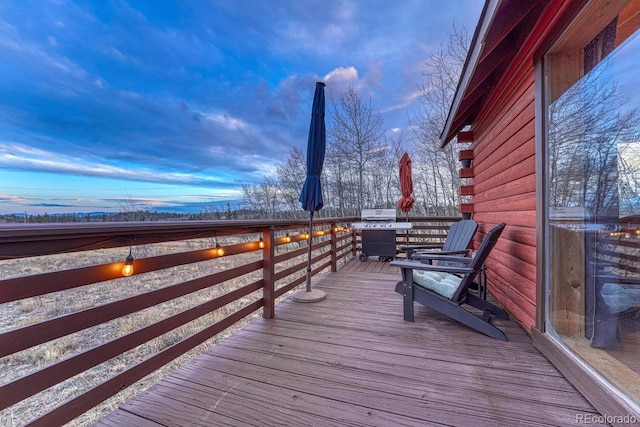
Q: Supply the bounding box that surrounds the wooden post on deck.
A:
[262,227,275,318]
[330,222,337,272]
[351,228,357,257]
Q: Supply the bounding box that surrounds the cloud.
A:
[381,88,423,113]
[107,46,126,61]
[0,141,231,187]
[205,113,249,131]
[0,193,31,205]
[323,66,364,98]
[364,61,384,88]
[272,1,356,55]
[0,0,486,214]
[29,203,75,207]
[324,66,359,83]
[0,20,87,84]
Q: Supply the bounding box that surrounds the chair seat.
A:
[413,270,462,299]
[601,282,640,313]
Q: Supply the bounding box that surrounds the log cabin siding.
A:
[468,66,538,332]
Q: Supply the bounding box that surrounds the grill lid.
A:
[361,209,396,221]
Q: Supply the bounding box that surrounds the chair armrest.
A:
[596,274,640,286]
[411,249,469,258]
[390,260,474,275]
[398,244,444,254]
[591,260,619,273]
[411,253,473,264]
[399,244,444,250]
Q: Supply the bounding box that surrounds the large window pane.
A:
[546,0,640,408]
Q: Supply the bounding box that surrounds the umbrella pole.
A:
[291,210,326,303]
[305,211,314,292]
[406,212,410,245]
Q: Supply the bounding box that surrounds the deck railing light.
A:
[121,247,134,277]
[215,243,224,256]
[214,234,224,256]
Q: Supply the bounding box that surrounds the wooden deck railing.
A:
[599,221,640,276]
[0,216,459,426]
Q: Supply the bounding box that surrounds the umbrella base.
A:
[290,289,326,303]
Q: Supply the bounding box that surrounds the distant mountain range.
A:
[1,200,246,222]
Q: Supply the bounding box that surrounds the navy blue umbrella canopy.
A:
[299,82,326,212]
[292,81,327,303]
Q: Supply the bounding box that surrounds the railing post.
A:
[351,228,357,257]
[330,221,337,272]
[262,227,275,319]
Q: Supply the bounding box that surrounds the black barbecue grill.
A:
[352,209,412,262]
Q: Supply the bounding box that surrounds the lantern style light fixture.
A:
[214,234,224,256]
[284,233,291,243]
[258,236,265,249]
[215,243,224,256]
[122,247,134,277]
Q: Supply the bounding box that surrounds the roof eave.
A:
[440,0,501,148]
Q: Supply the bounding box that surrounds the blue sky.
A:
[0,0,484,215]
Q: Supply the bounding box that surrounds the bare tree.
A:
[411,24,471,215]
[117,194,142,221]
[549,64,640,219]
[328,84,387,209]
[242,85,411,218]
[275,146,307,215]
[323,145,350,216]
[199,201,222,220]
[241,177,282,218]
[381,132,406,210]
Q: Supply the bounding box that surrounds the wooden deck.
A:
[97,259,606,427]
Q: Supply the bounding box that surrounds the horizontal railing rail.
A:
[598,225,640,276]
[355,216,464,254]
[0,215,458,426]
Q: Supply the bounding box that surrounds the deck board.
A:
[97,259,607,426]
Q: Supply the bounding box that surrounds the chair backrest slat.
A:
[442,219,478,252]
[451,222,506,301]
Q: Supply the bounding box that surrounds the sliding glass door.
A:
[544,0,640,409]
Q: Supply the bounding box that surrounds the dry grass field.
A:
[0,235,323,426]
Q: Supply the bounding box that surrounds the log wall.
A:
[469,68,538,331]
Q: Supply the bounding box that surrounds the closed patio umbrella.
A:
[291,82,327,303]
[397,152,414,214]
[397,152,414,244]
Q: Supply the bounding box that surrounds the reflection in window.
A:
[584,18,618,74]
[546,0,640,408]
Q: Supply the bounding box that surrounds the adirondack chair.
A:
[395,219,478,295]
[398,219,478,261]
[587,273,640,348]
[390,223,509,341]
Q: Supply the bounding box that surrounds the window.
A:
[545,0,640,408]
